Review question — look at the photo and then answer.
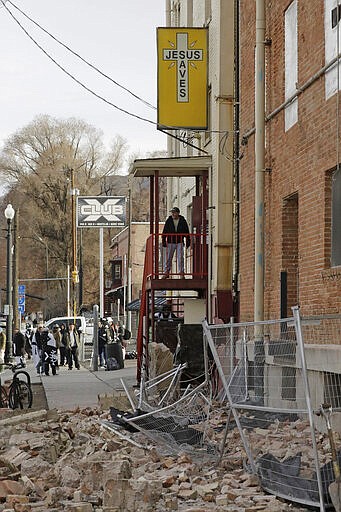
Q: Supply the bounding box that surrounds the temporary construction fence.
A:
[123,380,214,457]
[120,341,219,458]
[203,307,341,511]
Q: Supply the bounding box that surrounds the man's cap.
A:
[170,207,180,213]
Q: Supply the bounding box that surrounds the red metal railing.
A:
[135,233,208,382]
[148,232,208,280]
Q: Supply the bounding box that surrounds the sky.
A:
[0,0,167,160]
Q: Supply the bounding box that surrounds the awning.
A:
[127,297,167,312]
[105,286,125,297]
[129,155,212,178]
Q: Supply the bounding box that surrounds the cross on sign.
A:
[163,33,203,103]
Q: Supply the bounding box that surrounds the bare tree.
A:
[0,115,128,316]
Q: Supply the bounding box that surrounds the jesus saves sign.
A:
[157,27,208,130]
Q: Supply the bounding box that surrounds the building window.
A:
[284,0,298,131]
[331,4,341,28]
[282,194,299,314]
[332,169,341,266]
[325,0,341,99]
[114,264,121,280]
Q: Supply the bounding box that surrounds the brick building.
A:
[239,0,341,320]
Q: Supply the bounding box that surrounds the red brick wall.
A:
[239,0,341,320]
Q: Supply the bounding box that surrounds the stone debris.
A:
[0,404,319,512]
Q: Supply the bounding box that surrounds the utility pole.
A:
[127,179,132,332]
[70,168,79,317]
[79,229,83,310]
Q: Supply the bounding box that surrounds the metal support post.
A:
[92,304,99,372]
[4,204,15,362]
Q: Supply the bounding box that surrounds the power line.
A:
[7,0,156,111]
[0,0,156,126]
[0,0,209,154]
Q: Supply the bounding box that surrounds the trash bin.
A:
[105,343,124,369]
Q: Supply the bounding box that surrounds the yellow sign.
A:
[157,27,208,130]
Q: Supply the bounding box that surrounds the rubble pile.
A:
[0,404,312,512]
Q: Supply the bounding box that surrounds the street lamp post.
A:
[4,204,15,362]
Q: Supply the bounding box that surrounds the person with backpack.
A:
[42,327,58,376]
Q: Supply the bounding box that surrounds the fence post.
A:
[92,304,99,372]
[202,320,256,473]
[293,306,325,512]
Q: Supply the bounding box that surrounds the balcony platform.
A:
[146,274,207,293]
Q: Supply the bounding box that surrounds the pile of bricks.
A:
[0,406,312,511]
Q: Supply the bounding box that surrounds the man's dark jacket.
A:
[162,215,190,247]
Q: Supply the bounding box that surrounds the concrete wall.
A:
[183,299,206,324]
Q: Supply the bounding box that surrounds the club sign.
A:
[77,196,126,227]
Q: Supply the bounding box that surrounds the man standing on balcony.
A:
[162,207,190,278]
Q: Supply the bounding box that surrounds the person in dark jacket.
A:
[162,207,190,278]
[66,323,80,370]
[59,323,68,366]
[98,320,107,367]
[13,328,26,363]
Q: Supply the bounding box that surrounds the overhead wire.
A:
[6,0,156,111]
[0,0,156,127]
[0,0,209,154]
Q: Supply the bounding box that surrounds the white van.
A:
[45,316,87,335]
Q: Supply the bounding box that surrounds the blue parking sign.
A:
[18,305,25,314]
[18,284,26,294]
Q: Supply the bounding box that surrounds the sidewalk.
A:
[1,358,138,411]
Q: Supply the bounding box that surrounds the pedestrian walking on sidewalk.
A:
[52,324,62,370]
[98,319,107,367]
[0,328,6,370]
[13,327,26,363]
[24,323,32,359]
[66,323,80,370]
[59,323,68,366]
[42,328,58,376]
[32,324,57,375]
[31,324,44,374]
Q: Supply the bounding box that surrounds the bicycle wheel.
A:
[0,385,8,408]
[8,380,33,409]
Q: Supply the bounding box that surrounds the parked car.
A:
[45,316,87,335]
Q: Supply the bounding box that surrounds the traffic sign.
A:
[18,284,26,294]
[18,295,25,306]
[18,305,25,314]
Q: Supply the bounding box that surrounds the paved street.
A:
[0,357,138,411]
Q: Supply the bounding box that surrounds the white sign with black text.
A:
[77,196,126,227]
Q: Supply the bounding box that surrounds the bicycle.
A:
[0,359,33,410]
